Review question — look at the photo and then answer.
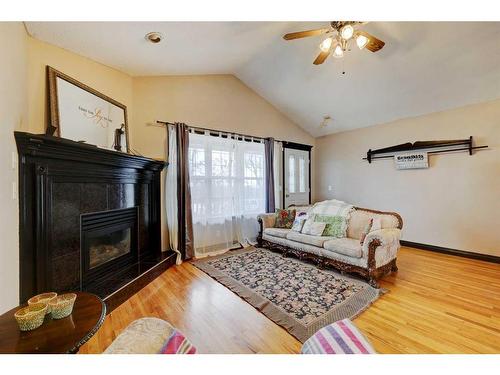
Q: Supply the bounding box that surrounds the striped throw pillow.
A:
[301,319,376,354]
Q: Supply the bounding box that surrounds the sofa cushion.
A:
[347,209,400,240]
[264,227,291,238]
[262,234,322,256]
[286,231,333,247]
[323,238,363,258]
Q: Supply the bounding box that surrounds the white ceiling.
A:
[26,21,500,137]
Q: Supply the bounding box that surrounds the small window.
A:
[289,155,295,193]
[299,157,306,193]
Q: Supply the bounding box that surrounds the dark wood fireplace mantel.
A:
[15,132,165,171]
[15,132,173,309]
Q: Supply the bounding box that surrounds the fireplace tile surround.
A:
[15,132,174,309]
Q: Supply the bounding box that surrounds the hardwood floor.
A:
[79,246,500,354]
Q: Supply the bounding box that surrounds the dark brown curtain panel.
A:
[176,123,194,260]
[264,137,275,213]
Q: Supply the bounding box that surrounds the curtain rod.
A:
[156,120,285,144]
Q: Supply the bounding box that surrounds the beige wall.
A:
[315,99,500,256]
[0,32,134,312]
[131,75,314,158]
[0,23,28,313]
[132,75,316,249]
[27,36,133,134]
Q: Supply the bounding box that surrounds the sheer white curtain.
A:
[165,125,182,264]
[188,132,266,257]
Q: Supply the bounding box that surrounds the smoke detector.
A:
[145,32,163,44]
[320,116,332,128]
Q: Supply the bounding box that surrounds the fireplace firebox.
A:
[81,207,138,291]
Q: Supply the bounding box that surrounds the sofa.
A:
[257,202,403,287]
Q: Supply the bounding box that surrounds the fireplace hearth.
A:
[15,131,176,310]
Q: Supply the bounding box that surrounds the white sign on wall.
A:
[394,152,429,170]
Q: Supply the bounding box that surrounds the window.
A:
[288,155,295,193]
[243,152,264,212]
[189,148,205,176]
[212,150,231,177]
[244,152,264,178]
[188,133,266,221]
[299,157,306,193]
[188,133,266,256]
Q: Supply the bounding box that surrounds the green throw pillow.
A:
[313,214,346,237]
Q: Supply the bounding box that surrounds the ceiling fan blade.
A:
[358,30,385,52]
[283,28,330,41]
[313,50,331,65]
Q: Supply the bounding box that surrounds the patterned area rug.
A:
[192,247,382,342]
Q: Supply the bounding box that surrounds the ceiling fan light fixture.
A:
[340,25,354,40]
[333,43,344,58]
[282,22,385,66]
[319,37,333,52]
[356,34,369,50]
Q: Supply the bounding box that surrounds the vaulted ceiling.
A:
[26,22,500,137]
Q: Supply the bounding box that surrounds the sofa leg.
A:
[391,261,398,273]
[368,277,379,288]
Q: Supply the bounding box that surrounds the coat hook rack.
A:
[363,136,489,163]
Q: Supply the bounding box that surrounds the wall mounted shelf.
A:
[363,136,488,163]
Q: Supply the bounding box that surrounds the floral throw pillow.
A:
[274,209,296,229]
[291,212,308,232]
[313,214,347,237]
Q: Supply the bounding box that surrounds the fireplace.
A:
[81,207,138,291]
[15,131,176,310]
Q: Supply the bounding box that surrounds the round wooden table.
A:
[0,291,106,353]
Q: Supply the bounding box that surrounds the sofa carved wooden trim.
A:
[257,206,403,288]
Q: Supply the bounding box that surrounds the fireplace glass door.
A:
[81,207,138,291]
[88,227,132,269]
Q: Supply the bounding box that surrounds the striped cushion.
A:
[301,319,376,354]
[158,331,196,354]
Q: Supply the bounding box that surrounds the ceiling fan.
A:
[283,21,385,65]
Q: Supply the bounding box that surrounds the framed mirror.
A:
[47,66,130,153]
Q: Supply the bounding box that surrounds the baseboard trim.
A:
[400,240,500,264]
